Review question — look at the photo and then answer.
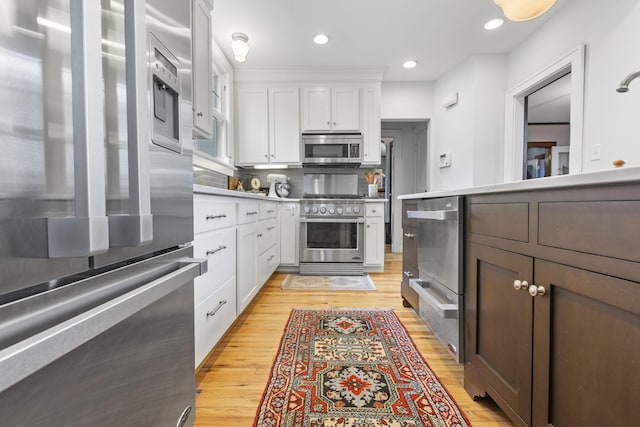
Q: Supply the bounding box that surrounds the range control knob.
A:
[329,208,335,214]
[353,206,361,214]
[303,207,310,214]
[336,208,343,215]
[320,207,327,214]
[312,207,319,214]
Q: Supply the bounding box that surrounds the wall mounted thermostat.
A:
[439,152,452,168]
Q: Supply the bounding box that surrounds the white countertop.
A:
[194,184,389,202]
[193,184,300,201]
[398,166,640,200]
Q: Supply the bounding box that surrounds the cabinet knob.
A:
[327,121,330,126]
[197,112,203,117]
[513,280,529,291]
[528,284,546,297]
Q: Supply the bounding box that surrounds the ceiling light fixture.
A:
[313,34,330,45]
[403,60,418,69]
[493,0,556,21]
[231,33,250,63]
[484,18,504,30]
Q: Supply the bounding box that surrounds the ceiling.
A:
[211,0,571,81]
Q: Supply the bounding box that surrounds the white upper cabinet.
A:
[236,86,300,165]
[269,88,300,163]
[236,87,269,164]
[302,86,360,132]
[361,86,381,165]
[192,0,213,137]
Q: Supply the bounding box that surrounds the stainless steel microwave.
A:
[302,133,362,165]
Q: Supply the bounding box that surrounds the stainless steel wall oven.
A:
[300,199,364,275]
[299,173,364,275]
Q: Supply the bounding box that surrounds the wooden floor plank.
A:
[195,248,513,426]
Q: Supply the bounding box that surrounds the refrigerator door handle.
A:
[108,0,154,247]
[0,257,205,394]
[46,0,109,258]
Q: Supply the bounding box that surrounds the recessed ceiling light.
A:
[313,34,330,45]
[484,18,504,30]
[403,60,418,69]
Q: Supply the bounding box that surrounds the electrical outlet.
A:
[591,144,601,161]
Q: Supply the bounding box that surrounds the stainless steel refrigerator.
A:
[0,1,204,425]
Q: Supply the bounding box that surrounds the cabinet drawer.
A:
[194,276,237,367]
[193,227,236,304]
[469,202,529,242]
[538,200,640,263]
[193,194,236,233]
[257,218,277,255]
[258,244,279,286]
[259,202,277,220]
[365,203,384,217]
[237,201,260,224]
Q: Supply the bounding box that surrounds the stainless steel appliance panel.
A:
[302,133,362,165]
[0,247,202,427]
[93,0,194,268]
[303,173,359,198]
[411,197,462,294]
[0,0,97,294]
[300,218,364,263]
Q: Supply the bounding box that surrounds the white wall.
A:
[381,81,433,120]
[430,54,507,191]
[507,0,640,171]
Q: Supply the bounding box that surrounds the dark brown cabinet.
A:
[401,200,418,308]
[464,182,640,427]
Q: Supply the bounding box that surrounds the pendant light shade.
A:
[494,0,556,21]
[231,33,250,63]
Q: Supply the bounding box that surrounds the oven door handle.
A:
[299,218,365,224]
[407,210,457,221]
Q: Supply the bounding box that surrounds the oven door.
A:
[300,218,364,263]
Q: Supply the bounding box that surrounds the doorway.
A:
[381,120,429,253]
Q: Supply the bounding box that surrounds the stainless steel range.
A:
[299,173,364,275]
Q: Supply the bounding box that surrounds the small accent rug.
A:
[253,308,470,427]
[281,274,377,291]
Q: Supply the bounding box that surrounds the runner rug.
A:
[253,308,470,427]
[281,274,376,291]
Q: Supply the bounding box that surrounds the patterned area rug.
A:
[254,308,470,427]
[281,274,376,291]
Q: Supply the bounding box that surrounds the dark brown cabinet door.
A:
[465,243,533,426]
[533,260,640,427]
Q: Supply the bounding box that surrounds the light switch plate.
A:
[439,152,452,168]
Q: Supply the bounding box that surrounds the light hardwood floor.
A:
[195,249,514,426]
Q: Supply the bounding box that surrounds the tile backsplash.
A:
[236,166,385,198]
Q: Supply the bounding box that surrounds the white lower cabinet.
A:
[236,221,258,314]
[364,202,385,269]
[194,276,236,366]
[193,227,236,304]
[279,202,299,266]
[193,192,285,367]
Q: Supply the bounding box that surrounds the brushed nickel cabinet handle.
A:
[513,280,529,291]
[403,271,414,278]
[403,232,415,238]
[528,284,546,297]
[206,245,227,256]
[206,213,227,220]
[206,300,227,318]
